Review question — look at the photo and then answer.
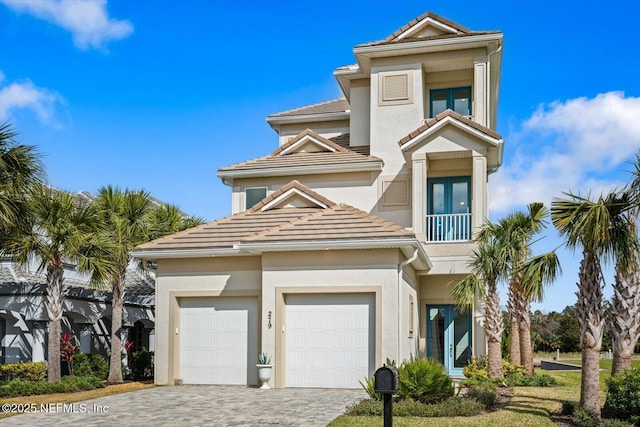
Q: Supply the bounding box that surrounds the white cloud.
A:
[0,73,61,123]
[490,92,640,215]
[1,0,133,50]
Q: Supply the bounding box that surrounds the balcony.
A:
[426,213,472,242]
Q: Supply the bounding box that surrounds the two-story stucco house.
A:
[133,11,504,389]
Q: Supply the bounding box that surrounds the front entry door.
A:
[426,305,471,376]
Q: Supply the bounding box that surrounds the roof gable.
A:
[384,12,471,42]
[248,180,335,212]
[272,129,348,156]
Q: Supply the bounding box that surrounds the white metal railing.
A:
[426,213,472,242]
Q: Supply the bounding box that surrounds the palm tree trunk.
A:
[484,280,505,378]
[610,271,640,376]
[577,251,605,418]
[517,297,535,376]
[45,264,64,383]
[507,283,521,365]
[107,270,126,384]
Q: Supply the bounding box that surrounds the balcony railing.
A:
[426,213,472,242]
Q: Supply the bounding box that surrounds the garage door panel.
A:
[286,294,374,388]
[180,297,258,385]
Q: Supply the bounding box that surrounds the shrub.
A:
[561,400,578,416]
[502,360,527,376]
[345,396,484,417]
[466,383,498,409]
[358,375,381,401]
[396,357,454,404]
[90,354,108,380]
[603,419,634,427]
[573,407,600,427]
[503,373,558,387]
[603,366,640,425]
[72,354,108,380]
[0,361,47,382]
[131,349,154,380]
[463,355,488,379]
[0,376,104,398]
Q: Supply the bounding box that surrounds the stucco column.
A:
[471,152,487,236]
[31,321,46,362]
[473,57,489,127]
[411,153,427,240]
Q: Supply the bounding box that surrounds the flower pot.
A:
[257,364,273,389]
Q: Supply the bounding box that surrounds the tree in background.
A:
[95,187,203,383]
[552,192,618,417]
[0,122,44,242]
[5,185,112,382]
[453,234,506,378]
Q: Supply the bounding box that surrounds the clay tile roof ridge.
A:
[247,180,336,214]
[383,11,476,43]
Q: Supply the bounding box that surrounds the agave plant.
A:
[258,352,271,365]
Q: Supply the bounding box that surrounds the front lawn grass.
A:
[0,381,155,419]
[329,368,594,426]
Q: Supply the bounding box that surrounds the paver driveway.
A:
[1,385,367,426]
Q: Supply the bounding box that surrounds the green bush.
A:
[0,376,104,398]
[604,366,640,425]
[466,383,498,409]
[0,361,47,382]
[72,354,108,380]
[503,373,558,387]
[561,400,578,415]
[603,419,634,427]
[463,355,488,379]
[396,357,454,403]
[131,349,154,380]
[345,396,484,417]
[502,360,527,376]
[573,407,600,427]
[358,375,381,401]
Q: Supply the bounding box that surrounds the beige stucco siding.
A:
[277,120,350,146]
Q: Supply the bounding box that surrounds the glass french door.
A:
[427,177,471,241]
[426,305,471,376]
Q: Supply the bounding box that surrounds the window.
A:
[245,187,267,209]
[427,177,471,241]
[429,87,471,117]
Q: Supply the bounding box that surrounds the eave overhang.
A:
[353,33,503,73]
[216,161,383,182]
[266,111,351,132]
[399,115,504,171]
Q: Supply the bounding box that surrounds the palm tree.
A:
[609,162,640,376]
[0,122,44,239]
[5,185,112,382]
[453,233,506,378]
[489,203,558,376]
[552,192,617,417]
[95,186,155,384]
[95,187,204,383]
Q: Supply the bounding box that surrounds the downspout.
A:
[398,248,419,363]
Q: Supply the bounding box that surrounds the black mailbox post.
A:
[374,365,398,427]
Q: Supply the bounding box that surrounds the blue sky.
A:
[1,1,640,313]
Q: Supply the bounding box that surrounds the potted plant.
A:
[257,352,272,389]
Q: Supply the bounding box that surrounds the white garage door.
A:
[286,294,374,388]
[180,297,258,385]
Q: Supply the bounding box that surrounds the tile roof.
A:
[329,134,370,156]
[134,181,415,253]
[384,11,473,42]
[217,129,380,175]
[242,203,413,243]
[358,11,500,48]
[398,109,502,147]
[0,263,154,299]
[268,98,350,118]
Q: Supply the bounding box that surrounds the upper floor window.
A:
[427,176,471,242]
[245,187,267,209]
[429,87,471,118]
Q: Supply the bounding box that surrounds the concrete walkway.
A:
[1,385,367,426]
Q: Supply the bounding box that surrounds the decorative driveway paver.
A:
[2,385,367,426]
